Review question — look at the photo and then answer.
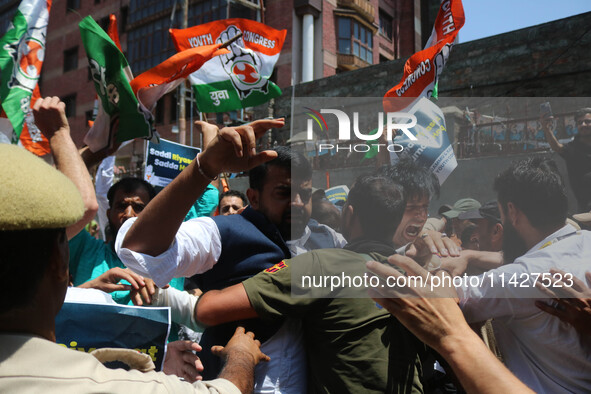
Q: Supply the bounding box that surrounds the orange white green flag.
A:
[383,0,465,112]
[81,14,226,151]
[170,18,286,113]
[0,0,51,155]
[130,44,229,114]
[379,0,464,184]
[80,15,151,151]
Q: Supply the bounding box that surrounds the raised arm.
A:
[195,283,258,327]
[120,119,283,256]
[542,117,564,154]
[33,97,98,240]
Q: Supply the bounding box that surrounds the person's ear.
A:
[493,222,502,235]
[246,188,259,210]
[342,204,354,229]
[492,222,503,240]
[48,231,69,282]
[506,202,519,227]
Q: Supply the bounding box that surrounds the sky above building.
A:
[459,0,591,43]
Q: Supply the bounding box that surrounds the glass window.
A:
[379,9,393,40]
[66,0,80,12]
[338,18,350,38]
[338,39,350,53]
[62,94,76,118]
[63,47,78,73]
[337,17,373,64]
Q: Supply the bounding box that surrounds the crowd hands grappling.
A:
[0,97,590,393]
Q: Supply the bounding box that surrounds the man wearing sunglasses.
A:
[543,107,591,212]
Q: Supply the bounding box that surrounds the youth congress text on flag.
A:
[170,18,286,113]
[0,0,51,155]
[383,0,464,112]
[380,0,464,184]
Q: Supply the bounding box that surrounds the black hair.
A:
[219,189,247,205]
[346,174,406,242]
[248,146,312,190]
[574,108,591,122]
[311,198,341,231]
[0,228,64,312]
[376,156,440,201]
[494,157,567,229]
[438,204,452,216]
[107,178,156,208]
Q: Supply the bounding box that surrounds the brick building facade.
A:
[1,0,430,151]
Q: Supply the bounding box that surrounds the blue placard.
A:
[325,185,350,205]
[56,302,171,371]
[393,97,457,185]
[144,138,201,191]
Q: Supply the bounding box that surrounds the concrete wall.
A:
[255,12,591,121]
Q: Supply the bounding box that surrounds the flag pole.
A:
[220,32,242,48]
[179,0,188,145]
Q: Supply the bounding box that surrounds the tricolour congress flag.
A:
[0,0,51,155]
[379,0,464,183]
[170,18,286,113]
[87,14,121,130]
[383,0,464,113]
[130,44,228,115]
[80,16,153,152]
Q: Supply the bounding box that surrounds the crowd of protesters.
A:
[0,97,590,393]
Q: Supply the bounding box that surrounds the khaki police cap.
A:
[0,144,84,230]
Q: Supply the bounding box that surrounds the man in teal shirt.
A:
[69,178,184,305]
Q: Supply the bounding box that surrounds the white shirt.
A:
[116,216,347,394]
[115,216,222,288]
[457,225,591,393]
[65,287,116,305]
[286,223,347,256]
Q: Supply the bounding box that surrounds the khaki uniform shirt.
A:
[0,334,240,394]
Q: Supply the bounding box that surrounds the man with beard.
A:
[218,190,247,216]
[68,177,181,305]
[117,140,344,391]
[456,157,591,393]
[458,201,503,253]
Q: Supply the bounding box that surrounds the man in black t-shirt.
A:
[543,107,591,211]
